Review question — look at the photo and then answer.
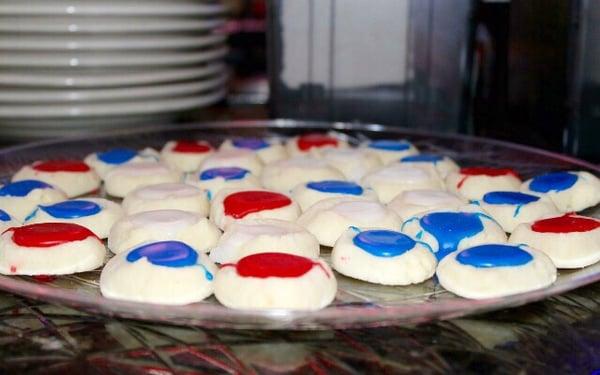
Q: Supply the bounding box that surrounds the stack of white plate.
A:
[0,0,228,139]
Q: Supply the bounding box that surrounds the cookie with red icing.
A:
[286,132,348,157]
[446,167,522,201]
[12,160,100,198]
[210,189,301,230]
[214,252,337,310]
[0,223,105,275]
[510,214,600,268]
[160,140,215,172]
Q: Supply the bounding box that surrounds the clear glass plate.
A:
[0,120,598,330]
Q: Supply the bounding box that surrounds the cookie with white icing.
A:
[291,180,377,211]
[261,157,346,192]
[446,167,522,200]
[122,183,209,216]
[100,241,217,305]
[437,243,556,299]
[160,140,214,172]
[209,219,319,263]
[220,138,288,164]
[332,228,436,285]
[510,214,600,268]
[184,167,261,200]
[0,223,105,275]
[108,209,220,254]
[521,171,600,212]
[321,148,381,181]
[286,132,348,157]
[214,252,337,310]
[477,191,560,233]
[84,147,159,179]
[388,189,467,221]
[398,154,459,178]
[297,197,402,247]
[362,139,419,164]
[25,198,123,239]
[361,164,444,203]
[0,179,67,221]
[198,149,263,176]
[12,160,100,198]
[104,162,182,198]
[210,189,300,230]
[401,206,507,260]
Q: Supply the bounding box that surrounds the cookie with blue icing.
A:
[160,140,214,172]
[522,171,600,212]
[321,148,382,181]
[436,243,556,299]
[220,138,288,164]
[184,167,260,200]
[361,164,444,203]
[85,147,159,178]
[291,180,377,211]
[0,179,67,222]
[332,228,436,285]
[362,139,419,164]
[398,154,459,178]
[478,191,560,233]
[25,197,123,239]
[122,183,209,216]
[100,240,217,305]
[401,205,507,260]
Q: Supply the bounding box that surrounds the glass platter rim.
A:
[0,118,598,330]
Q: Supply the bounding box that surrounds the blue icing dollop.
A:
[306,180,363,195]
[199,167,250,181]
[529,171,578,193]
[353,230,416,257]
[0,180,53,197]
[126,241,213,279]
[483,191,539,205]
[39,200,101,219]
[400,154,443,163]
[418,212,485,260]
[97,148,137,165]
[368,140,411,151]
[0,209,11,222]
[232,138,270,150]
[456,244,533,268]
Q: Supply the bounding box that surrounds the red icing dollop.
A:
[226,252,328,278]
[297,133,338,151]
[531,214,600,233]
[7,223,98,248]
[457,167,520,189]
[32,160,90,172]
[172,140,212,153]
[223,191,292,219]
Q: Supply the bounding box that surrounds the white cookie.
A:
[84,147,159,179]
[332,228,436,285]
[261,157,346,193]
[160,140,215,172]
[398,154,459,178]
[104,162,182,198]
[437,243,556,299]
[198,149,263,176]
[108,209,220,254]
[321,148,382,181]
[401,205,507,260]
[12,160,100,198]
[184,167,261,200]
[100,241,217,305]
[0,179,67,222]
[297,197,402,247]
[477,191,560,233]
[25,197,123,239]
[291,180,377,211]
[361,139,419,164]
[210,219,319,264]
[446,167,522,200]
[210,189,300,230]
[510,214,600,268]
[388,189,467,221]
[0,223,105,275]
[214,252,337,310]
[522,171,600,212]
[286,133,348,157]
[220,138,288,164]
[122,183,209,216]
[361,164,444,203]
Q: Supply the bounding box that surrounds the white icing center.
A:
[371,165,431,182]
[112,162,173,176]
[280,157,329,169]
[129,209,198,232]
[332,201,387,221]
[401,190,463,206]
[135,183,200,200]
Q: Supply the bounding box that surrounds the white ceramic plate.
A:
[0,72,227,103]
[0,46,228,67]
[0,33,226,51]
[0,88,226,118]
[0,16,225,33]
[0,1,225,16]
[0,63,226,88]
